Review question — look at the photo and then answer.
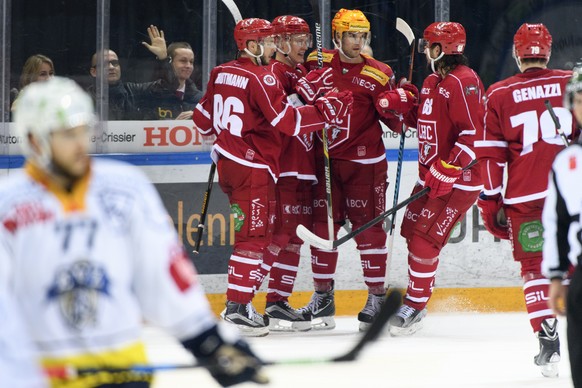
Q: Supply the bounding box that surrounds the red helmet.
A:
[272,15,310,36]
[234,18,273,51]
[513,23,552,60]
[422,22,466,55]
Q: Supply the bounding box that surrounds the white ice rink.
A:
[146,312,573,388]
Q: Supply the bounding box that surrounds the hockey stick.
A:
[193,0,241,253]
[298,160,478,250]
[544,100,569,147]
[220,0,242,23]
[309,0,334,241]
[386,18,415,270]
[298,186,428,250]
[45,290,401,378]
[193,162,216,253]
[396,17,415,81]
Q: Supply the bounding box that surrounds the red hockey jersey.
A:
[475,68,573,204]
[416,65,484,191]
[193,57,327,181]
[305,49,401,163]
[268,60,316,182]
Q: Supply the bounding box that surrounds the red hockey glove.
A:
[424,159,462,198]
[376,87,417,118]
[296,67,334,104]
[315,89,353,126]
[477,193,510,240]
[401,82,419,102]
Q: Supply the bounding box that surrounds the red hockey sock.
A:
[310,247,338,292]
[360,248,387,294]
[404,253,439,311]
[267,244,301,302]
[523,276,554,332]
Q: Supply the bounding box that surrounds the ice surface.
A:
[146,311,572,387]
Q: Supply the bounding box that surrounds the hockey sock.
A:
[404,253,439,311]
[267,244,301,303]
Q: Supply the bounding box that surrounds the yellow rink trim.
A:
[207,287,526,317]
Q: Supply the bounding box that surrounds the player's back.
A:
[203,58,285,177]
[485,68,572,203]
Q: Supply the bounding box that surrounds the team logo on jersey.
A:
[47,260,110,331]
[518,220,544,252]
[98,190,133,232]
[263,74,277,86]
[417,119,437,165]
[230,204,245,232]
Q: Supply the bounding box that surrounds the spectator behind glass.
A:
[10,54,55,112]
[141,41,203,120]
[87,26,170,120]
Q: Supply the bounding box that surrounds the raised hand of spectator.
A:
[142,25,168,60]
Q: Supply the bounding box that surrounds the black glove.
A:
[182,324,269,387]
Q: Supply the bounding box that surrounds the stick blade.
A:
[296,224,334,250]
[396,17,415,45]
[220,0,243,23]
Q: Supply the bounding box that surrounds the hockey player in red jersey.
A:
[475,23,576,378]
[252,15,316,332]
[386,22,484,336]
[193,18,353,337]
[297,8,418,331]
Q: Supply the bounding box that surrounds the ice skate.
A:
[298,284,335,330]
[388,304,427,336]
[534,318,560,378]
[357,293,385,332]
[265,301,312,332]
[221,301,269,337]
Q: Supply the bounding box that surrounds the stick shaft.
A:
[544,100,569,147]
[310,0,334,240]
[193,162,216,253]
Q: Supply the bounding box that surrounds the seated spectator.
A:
[11,54,55,111]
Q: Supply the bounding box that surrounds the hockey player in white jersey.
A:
[4,76,268,387]
[542,66,582,388]
[0,293,49,387]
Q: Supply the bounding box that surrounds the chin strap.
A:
[425,47,445,73]
[244,44,265,65]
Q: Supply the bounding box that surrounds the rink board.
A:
[0,122,525,312]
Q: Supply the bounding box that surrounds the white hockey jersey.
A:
[542,143,582,279]
[0,158,216,386]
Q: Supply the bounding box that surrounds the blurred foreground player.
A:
[5,77,267,387]
[542,65,582,387]
[476,23,575,377]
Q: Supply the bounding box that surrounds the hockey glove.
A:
[315,89,353,126]
[477,193,509,240]
[376,86,417,119]
[424,158,462,198]
[182,324,268,387]
[296,67,334,104]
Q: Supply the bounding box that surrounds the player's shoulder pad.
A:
[306,50,334,64]
[360,61,392,86]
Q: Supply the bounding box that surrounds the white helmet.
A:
[13,77,94,168]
